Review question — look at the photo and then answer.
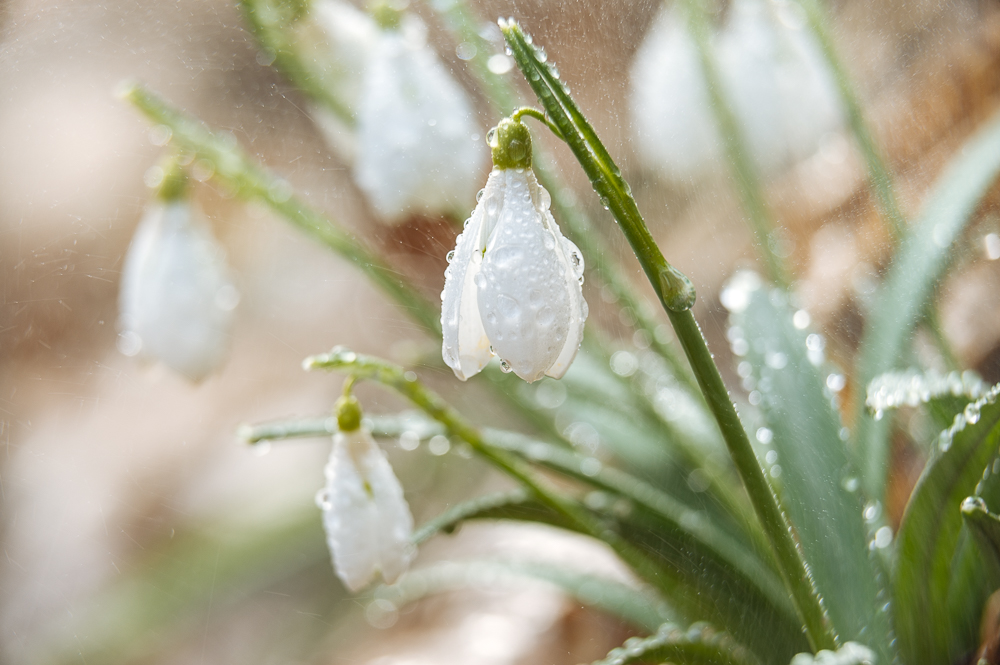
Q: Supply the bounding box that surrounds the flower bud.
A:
[629,0,843,181]
[353,13,485,222]
[318,421,414,592]
[118,167,238,381]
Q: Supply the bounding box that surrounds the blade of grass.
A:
[853,108,1000,500]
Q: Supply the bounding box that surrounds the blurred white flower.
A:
[294,0,379,159]
[441,119,588,383]
[630,0,843,182]
[118,199,238,381]
[318,422,414,592]
[294,0,378,111]
[354,14,485,222]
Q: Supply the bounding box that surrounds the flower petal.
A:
[478,170,584,383]
[545,235,588,379]
[441,172,507,380]
[321,429,414,592]
[118,202,236,381]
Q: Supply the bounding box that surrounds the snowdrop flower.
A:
[441,117,588,383]
[630,0,843,181]
[293,0,379,159]
[354,9,485,222]
[118,166,238,381]
[317,393,414,592]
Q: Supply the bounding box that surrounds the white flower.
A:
[441,119,588,383]
[294,0,379,159]
[294,0,378,113]
[317,425,414,592]
[118,200,238,381]
[354,14,485,222]
[630,0,843,181]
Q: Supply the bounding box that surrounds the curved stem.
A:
[500,18,839,651]
[512,106,566,141]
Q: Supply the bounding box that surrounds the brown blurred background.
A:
[2,0,1000,662]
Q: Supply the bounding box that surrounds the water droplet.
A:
[428,435,451,456]
[446,250,455,263]
[500,359,513,373]
[476,188,485,202]
[399,431,420,452]
[842,476,859,492]
[314,488,332,510]
[756,427,773,444]
[964,402,981,425]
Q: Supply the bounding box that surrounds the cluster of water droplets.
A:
[865,368,987,420]
[598,622,747,665]
[789,642,876,665]
[935,381,1000,452]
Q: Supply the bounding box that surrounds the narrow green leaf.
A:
[377,560,673,633]
[726,274,891,656]
[854,108,1000,500]
[963,496,1000,577]
[413,489,535,544]
[894,384,1000,665]
[593,621,759,665]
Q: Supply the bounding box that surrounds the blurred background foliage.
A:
[3,0,1000,663]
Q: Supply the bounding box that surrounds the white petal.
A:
[477,170,586,383]
[441,171,506,380]
[321,429,414,592]
[545,235,588,380]
[118,202,236,381]
[355,17,486,222]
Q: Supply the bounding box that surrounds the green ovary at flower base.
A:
[316,386,415,592]
[440,116,588,383]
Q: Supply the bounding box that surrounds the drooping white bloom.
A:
[294,0,379,159]
[354,14,485,222]
[317,425,414,592]
[293,0,379,112]
[630,0,843,181]
[118,201,238,381]
[441,120,588,383]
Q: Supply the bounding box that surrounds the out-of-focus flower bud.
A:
[354,11,486,222]
[118,164,238,381]
[630,0,843,182]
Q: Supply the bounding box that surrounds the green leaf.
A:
[854,108,1000,500]
[376,560,673,633]
[725,275,891,656]
[893,384,1000,665]
[413,489,536,544]
[593,621,759,665]
[963,496,1000,577]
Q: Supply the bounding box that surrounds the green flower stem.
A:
[677,0,790,289]
[303,347,688,603]
[426,0,698,390]
[239,0,356,126]
[120,82,440,335]
[500,19,838,651]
